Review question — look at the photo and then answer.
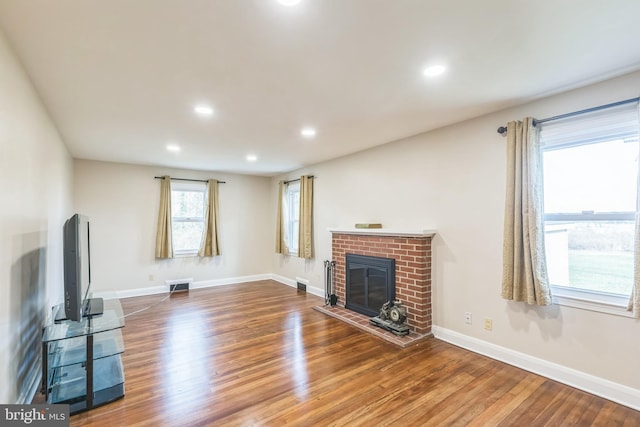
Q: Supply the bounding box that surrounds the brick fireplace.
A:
[330,229,435,336]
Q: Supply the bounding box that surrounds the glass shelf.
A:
[49,355,125,404]
[47,330,125,369]
[42,297,125,414]
[43,298,125,343]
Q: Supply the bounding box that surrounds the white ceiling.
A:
[2,0,640,176]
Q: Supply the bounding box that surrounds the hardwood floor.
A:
[67,280,639,426]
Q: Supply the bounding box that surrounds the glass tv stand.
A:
[41,298,125,414]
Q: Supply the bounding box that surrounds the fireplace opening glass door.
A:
[345,254,395,317]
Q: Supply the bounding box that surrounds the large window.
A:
[540,103,639,309]
[171,182,206,255]
[285,181,300,255]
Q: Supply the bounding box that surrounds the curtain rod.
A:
[284,175,315,184]
[496,96,640,135]
[154,176,226,184]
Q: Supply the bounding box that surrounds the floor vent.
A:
[166,278,193,294]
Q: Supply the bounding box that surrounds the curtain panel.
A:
[501,118,552,305]
[298,175,313,259]
[155,175,174,259]
[199,179,221,257]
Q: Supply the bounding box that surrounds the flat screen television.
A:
[62,213,103,321]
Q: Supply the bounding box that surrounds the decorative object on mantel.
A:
[355,223,382,229]
[370,300,410,336]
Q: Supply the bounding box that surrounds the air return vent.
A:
[296,277,309,292]
[166,278,193,293]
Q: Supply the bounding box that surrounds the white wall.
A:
[0,28,73,403]
[270,71,640,397]
[73,160,272,295]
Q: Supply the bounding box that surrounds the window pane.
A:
[291,191,300,221]
[290,220,299,253]
[169,184,206,254]
[286,182,300,254]
[172,190,205,218]
[543,139,638,213]
[172,221,204,252]
[545,221,634,295]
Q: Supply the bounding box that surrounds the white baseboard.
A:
[193,274,272,289]
[98,274,326,300]
[98,285,166,300]
[99,273,324,299]
[270,274,324,298]
[432,325,640,411]
[97,274,273,299]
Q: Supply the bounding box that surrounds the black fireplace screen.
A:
[345,254,395,317]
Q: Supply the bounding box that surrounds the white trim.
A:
[432,325,640,411]
[94,286,166,300]
[96,274,272,299]
[551,285,634,317]
[271,273,296,288]
[328,227,436,237]
[271,274,324,297]
[192,274,271,289]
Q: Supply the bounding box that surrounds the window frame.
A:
[539,105,639,316]
[170,181,207,257]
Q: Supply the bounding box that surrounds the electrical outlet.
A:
[484,318,493,331]
[464,312,472,324]
[148,274,155,281]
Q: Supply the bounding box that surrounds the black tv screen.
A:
[63,214,91,321]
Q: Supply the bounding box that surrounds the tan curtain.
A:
[298,175,313,259]
[155,176,173,259]
[501,118,551,305]
[275,180,287,254]
[198,179,221,257]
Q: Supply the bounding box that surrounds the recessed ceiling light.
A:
[194,105,214,116]
[423,64,447,78]
[277,0,301,6]
[246,154,258,162]
[166,144,181,152]
[301,127,317,138]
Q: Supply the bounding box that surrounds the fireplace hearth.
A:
[345,254,395,317]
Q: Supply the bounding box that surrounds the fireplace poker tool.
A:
[324,260,337,306]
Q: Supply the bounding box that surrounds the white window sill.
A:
[551,285,633,318]
[174,250,199,258]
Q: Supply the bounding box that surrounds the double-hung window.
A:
[540,102,639,312]
[171,181,206,256]
[284,181,300,255]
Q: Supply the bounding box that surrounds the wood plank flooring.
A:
[65,280,640,426]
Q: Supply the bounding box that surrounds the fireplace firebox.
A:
[345,254,395,317]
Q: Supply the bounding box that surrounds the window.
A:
[285,181,300,255]
[540,103,639,312]
[171,182,206,255]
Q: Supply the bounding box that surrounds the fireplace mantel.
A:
[328,228,436,238]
